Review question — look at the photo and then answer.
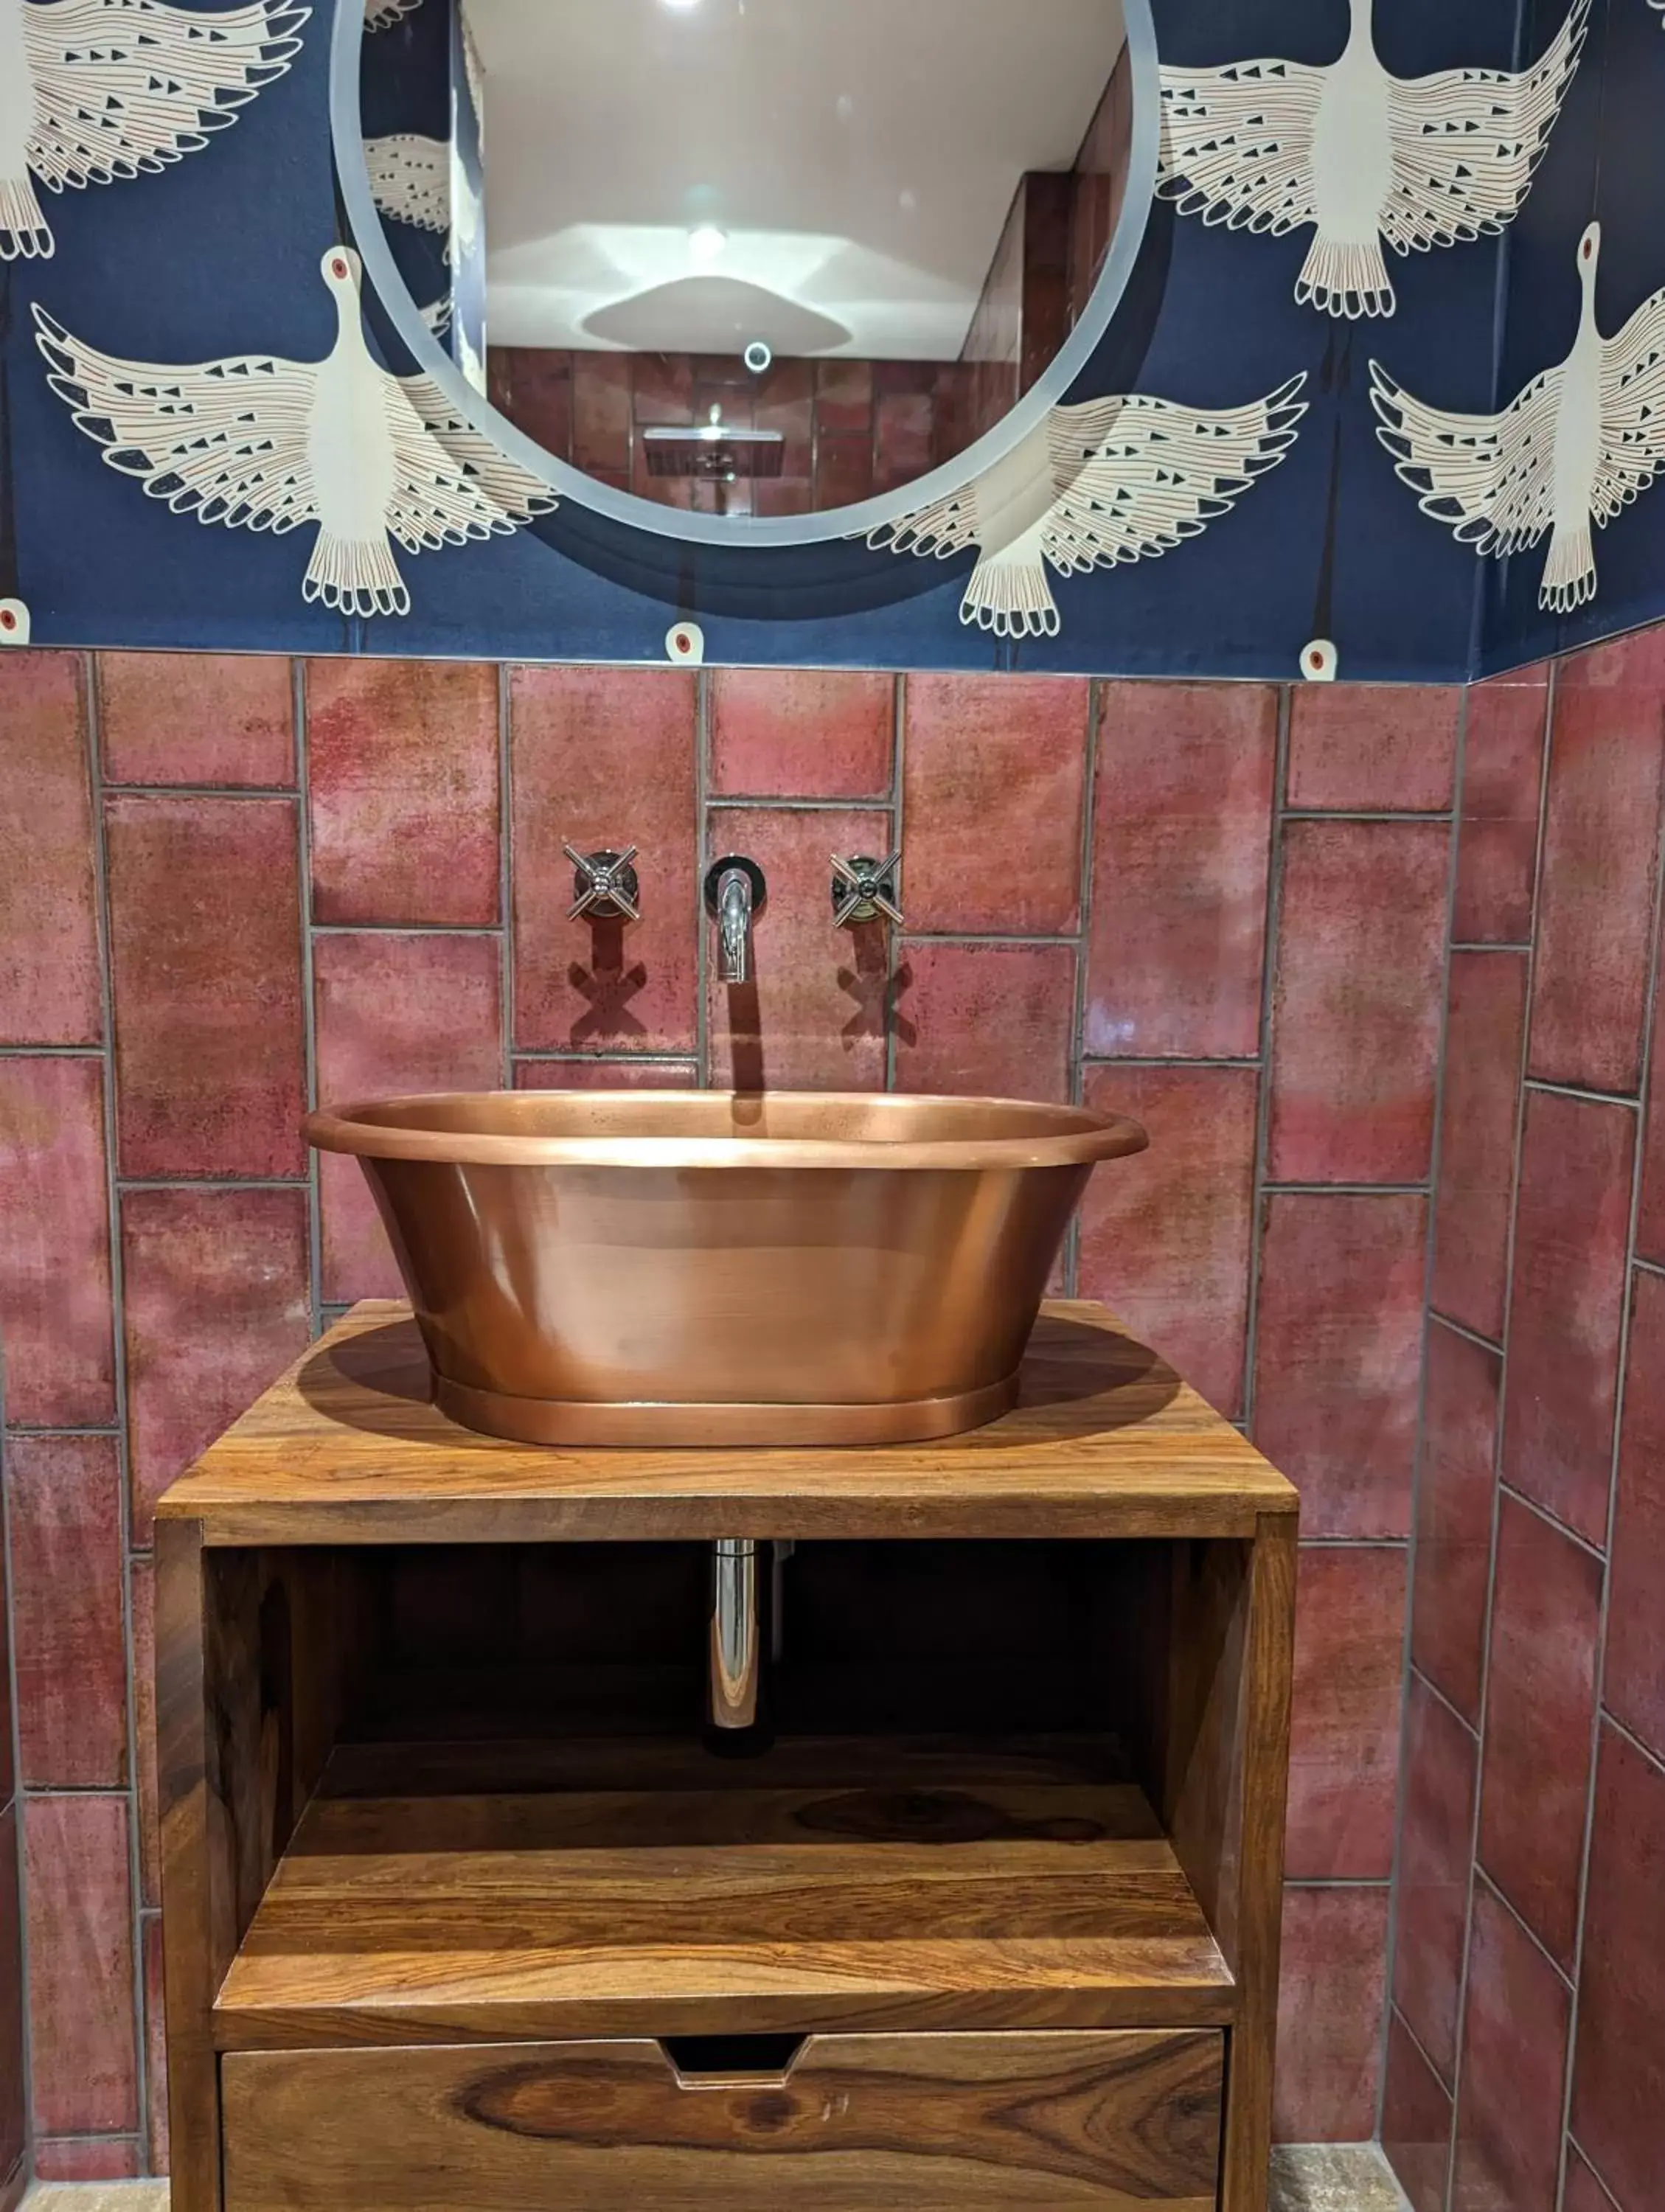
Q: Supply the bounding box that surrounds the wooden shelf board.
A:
[159,1301,1297,1545]
[214,1736,1234,2049]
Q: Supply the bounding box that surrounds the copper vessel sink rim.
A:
[303,1090,1149,1172]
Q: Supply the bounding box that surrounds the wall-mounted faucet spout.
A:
[704,856,767,987]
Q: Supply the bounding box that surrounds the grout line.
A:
[116,1178,309,1194]
[695,667,712,1090]
[1242,685,1292,1436]
[1062,681,1102,1295]
[0,1206,34,2177]
[1564,2135,1627,2212]
[1262,1181,1432,1197]
[1390,1998,1458,2105]
[1636,1253,1665,1281]
[1552,751,1665,2212]
[898,930,1084,950]
[497,663,515,1088]
[1599,1705,1665,1782]
[1496,1480,1609,1567]
[512,1052,698,1068]
[1282,1875,1394,1890]
[4,1426,122,1442]
[1282,808,1457,824]
[1408,1662,1480,1744]
[293,661,324,1342]
[1445,656,1557,2212]
[1080,1052,1262,1069]
[1473,1863,1575,1992]
[1380,676,1470,2141]
[83,649,149,2177]
[1522,1077,1641,1112]
[707,793,894,814]
[885,672,906,1096]
[0,1045,104,1059]
[100,782,298,799]
[1428,1311,1506,1360]
[1449,942,1534,956]
[308,922,504,939]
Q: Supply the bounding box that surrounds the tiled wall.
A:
[1382,633,1665,2212]
[0,649,1468,2177]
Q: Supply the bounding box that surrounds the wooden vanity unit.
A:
[156,1299,1298,2212]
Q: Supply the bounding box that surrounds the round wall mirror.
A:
[337,0,1158,548]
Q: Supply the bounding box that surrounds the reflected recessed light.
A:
[688,224,728,263]
[661,0,701,10]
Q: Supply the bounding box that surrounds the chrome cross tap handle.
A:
[565,842,642,923]
[831,852,903,929]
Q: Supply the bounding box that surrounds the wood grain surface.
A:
[215,1739,1232,2048]
[156,1301,1297,1545]
[221,2029,1226,2211]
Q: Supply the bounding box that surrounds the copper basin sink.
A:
[304,1091,1148,1447]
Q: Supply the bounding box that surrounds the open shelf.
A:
[214,1732,1233,2051]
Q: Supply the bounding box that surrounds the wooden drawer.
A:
[222,2029,1225,2211]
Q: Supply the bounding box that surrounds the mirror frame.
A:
[331,0,1160,549]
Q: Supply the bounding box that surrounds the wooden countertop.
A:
[156,1301,1298,1545]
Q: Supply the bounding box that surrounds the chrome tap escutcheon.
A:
[565,842,642,923]
[831,852,903,929]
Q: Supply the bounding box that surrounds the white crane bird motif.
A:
[0,0,307,260]
[867,376,1308,639]
[364,132,448,237]
[34,246,555,617]
[1371,223,1665,614]
[364,0,419,29]
[1158,0,1588,319]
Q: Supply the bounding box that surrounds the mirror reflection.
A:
[362,0,1136,521]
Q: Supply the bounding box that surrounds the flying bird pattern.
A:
[364,0,419,29]
[1371,223,1665,613]
[867,378,1308,639]
[1158,0,1588,319]
[0,0,307,260]
[34,245,555,616]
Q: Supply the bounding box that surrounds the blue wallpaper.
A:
[1,0,1652,679]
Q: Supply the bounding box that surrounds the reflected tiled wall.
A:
[0,650,1467,2176]
[1383,635,1665,2212]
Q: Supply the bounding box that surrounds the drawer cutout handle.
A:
[659,2034,807,2088]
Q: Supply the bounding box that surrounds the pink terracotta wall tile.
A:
[314,931,504,1300]
[1431,950,1528,1343]
[24,1794,137,2138]
[1077,1062,1258,1418]
[0,651,101,1044]
[1453,669,1548,945]
[894,941,1075,1104]
[706,807,892,1092]
[1478,1498,1602,1969]
[1639,901,1665,1269]
[1273,1885,1390,2142]
[1287,684,1461,813]
[513,1059,699,1090]
[1529,641,1665,1095]
[307,659,500,927]
[32,2138,145,2182]
[98,652,294,787]
[1412,1322,1501,1728]
[0,1810,23,2188]
[1085,682,1276,1059]
[1394,1675,1478,2084]
[711,669,894,800]
[1607,1267,1665,1767]
[0,1056,115,1425]
[1253,1192,1428,1538]
[902,674,1089,933]
[1569,1723,1665,2212]
[9,1436,126,1787]
[1268,820,1450,1185]
[122,1186,312,1538]
[511,666,698,1056]
[1452,1882,1571,2212]
[1286,1544,1408,1879]
[105,795,305,1177]
[1382,2011,1454,2212]
[130,1556,158,1907]
[1501,1089,1634,1547]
